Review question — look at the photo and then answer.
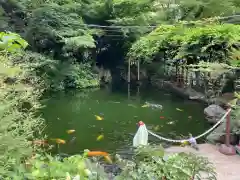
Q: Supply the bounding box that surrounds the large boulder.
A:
[204,104,226,119]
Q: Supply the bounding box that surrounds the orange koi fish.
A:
[87,151,108,157]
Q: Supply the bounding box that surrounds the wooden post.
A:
[181,65,184,87]
[128,59,131,99]
[128,83,130,100]
[185,66,188,87]
[137,60,140,81]
[137,85,140,101]
[128,58,131,84]
[175,64,178,84]
[225,108,231,147]
[204,72,207,97]
[219,108,236,155]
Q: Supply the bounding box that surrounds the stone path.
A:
[165,144,240,180]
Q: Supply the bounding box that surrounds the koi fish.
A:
[142,102,163,109]
[176,108,183,111]
[153,125,160,131]
[66,129,75,134]
[109,101,120,104]
[160,116,165,119]
[96,134,104,141]
[51,138,66,144]
[95,115,103,120]
[128,104,137,108]
[104,155,113,164]
[87,151,108,157]
[69,137,76,143]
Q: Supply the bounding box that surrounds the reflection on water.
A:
[40,85,210,155]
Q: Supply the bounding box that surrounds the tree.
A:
[128,23,240,65]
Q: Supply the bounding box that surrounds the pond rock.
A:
[204,104,226,123]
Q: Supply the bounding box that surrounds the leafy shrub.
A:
[25,2,96,60]
[115,146,217,180]
[0,31,28,53]
[13,51,99,91]
[128,23,240,65]
[8,145,216,180]
[22,153,109,180]
[0,31,99,179]
[0,32,44,178]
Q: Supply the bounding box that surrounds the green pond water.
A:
[40,86,210,155]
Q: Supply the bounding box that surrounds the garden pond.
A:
[40,86,210,155]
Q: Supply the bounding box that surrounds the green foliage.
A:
[128,25,178,63]
[111,0,158,25]
[109,0,170,42]
[13,51,99,91]
[187,61,236,78]
[2,0,239,76]
[22,153,108,179]
[0,32,28,53]
[8,145,216,180]
[115,145,216,180]
[111,0,240,25]
[128,23,240,65]
[0,32,44,178]
[0,6,8,30]
[172,0,239,21]
[186,61,240,136]
[0,1,100,91]
[25,2,96,55]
